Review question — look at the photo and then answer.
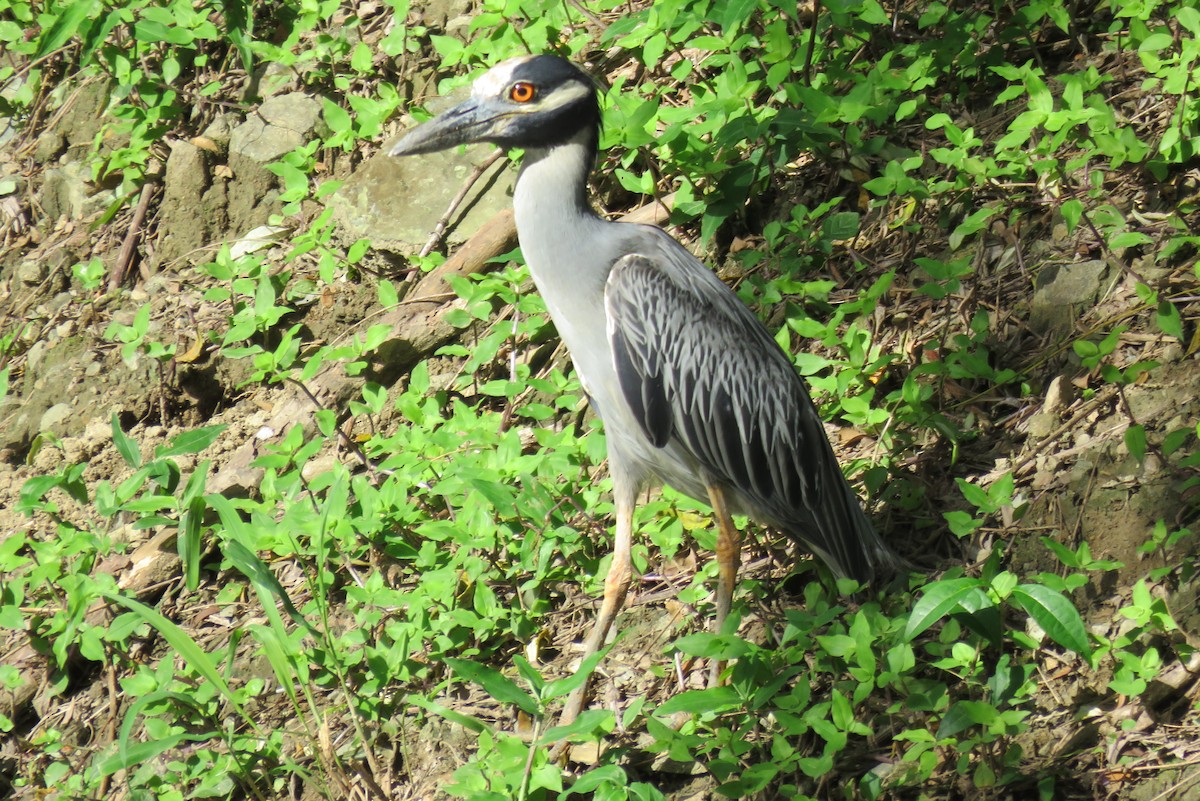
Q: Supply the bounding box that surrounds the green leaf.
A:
[1060,198,1083,233]
[906,577,989,639]
[541,709,613,745]
[207,494,320,638]
[220,0,253,72]
[718,761,779,795]
[111,413,141,469]
[180,492,205,591]
[543,647,608,700]
[1137,32,1174,52]
[513,654,545,696]
[949,207,996,250]
[937,700,997,738]
[408,694,490,733]
[654,686,741,717]
[323,97,352,134]
[156,425,227,458]
[1108,231,1153,249]
[1156,300,1184,339]
[99,591,250,723]
[822,211,860,241]
[672,631,752,660]
[97,690,216,777]
[1125,424,1146,463]
[35,0,98,59]
[443,657,539,716]
[568,765,626,794]
[1011,583,1091,656]
[642,31,667,69]
[955,477,992,511]
[1176,7,1200,35]
[712,0,757,30]
[133,18,194,45]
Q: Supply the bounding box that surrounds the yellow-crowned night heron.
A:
[390,54,892,725]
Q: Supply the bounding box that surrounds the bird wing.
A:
[604,235,879,580]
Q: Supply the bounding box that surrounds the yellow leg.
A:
[706,482,740,686]
[557,480,636,729]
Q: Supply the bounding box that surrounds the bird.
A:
[390,54,892,727]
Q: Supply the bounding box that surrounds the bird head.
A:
[389,54,601,157]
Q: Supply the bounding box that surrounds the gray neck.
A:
[515,130,596,216]
[512,129,613,297]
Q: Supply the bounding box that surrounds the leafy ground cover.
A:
[1,0,1199,798]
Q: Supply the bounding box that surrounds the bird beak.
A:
[389,97,503,157]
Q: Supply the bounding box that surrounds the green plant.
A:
[6,0,1200,796]
[71,257,106,291]
[103,305,176,367]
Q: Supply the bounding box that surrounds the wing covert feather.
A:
[604,250,821,509]
[603,241,885,582]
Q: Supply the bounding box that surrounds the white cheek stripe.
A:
[472,56,590,112]
[540,81,591,110]
[474,56,535,99]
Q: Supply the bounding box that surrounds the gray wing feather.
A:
[604,234,885,582]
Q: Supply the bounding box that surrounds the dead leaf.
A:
[176,335,207,364]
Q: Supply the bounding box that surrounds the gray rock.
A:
[152,139,226,271]
[41,161,116,222]
[200,114,237,152]
[0,115,12,151]
[330,138,513,256]
[38,403,74,435]
[17,260,46,286]
[230,93,327,164]
[1029,259,1115,336]
[414,0,473,28]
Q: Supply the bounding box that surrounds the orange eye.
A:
[509,81,537,103]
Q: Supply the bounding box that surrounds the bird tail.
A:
[794,458,896,586]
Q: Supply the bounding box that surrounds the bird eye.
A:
[508,81,537,103]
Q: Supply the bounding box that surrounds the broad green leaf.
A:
[322,98,352,134]
[949,207,996,250]
[408,694,490,733]
[133,18,194,45]
[717,761,779,795]
[99,590,251,724]
[1156,300,1184,339]
[156,424,227,458]
[712,0,757,30]
[35,0,98,59]
[905,577,989,639]
[1060,198,1083,233]
[1108,230,1153,249]
[654,686,741,717]
[443,657,539,716]
[672,632,752,660]
[541,709,613,744]
[567,764,626,794]
[111,413,141,469]
[955,477,991,510]
[1125,424,1147,463]
[544,647,609,700]
[937,700,997,738]
[822,211,861,241]
[1137,32,1174,52]
[1011,583,1091,656]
